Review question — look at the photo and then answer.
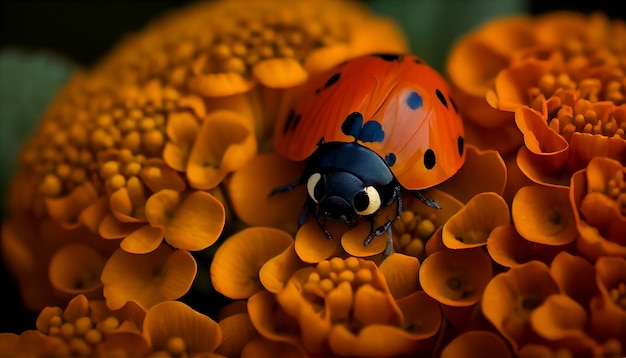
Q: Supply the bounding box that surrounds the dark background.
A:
[0,0,624,334]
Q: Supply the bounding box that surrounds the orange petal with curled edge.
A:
[211,227,293,300]
[163,111,200,172]
[48,243,105,295]
[146,190,225,251]
[420,247,493,307]
[227,152,306,234]
[441,330,512,358]
[435,145,507,203]
[259,242,308,294]
[512,185,577,246]
[294,218,342,263]
[45,182,99,229]
[443,192,510,249]
[378,253,420,299]
[253,58,308,89]
[187,110,257,190]
[120,225,164,254]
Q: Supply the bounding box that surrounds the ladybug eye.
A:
[306,173,322,203]
[353,186,381,216]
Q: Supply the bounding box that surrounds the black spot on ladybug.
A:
[407,91,423,110]
[292,113,302,130]
[325,73,341,88]
[342,112,385,143]
[283,110,295,133]
[373,54,402,62]
[424,149,436,170]
[458,136,464,156]
[385,153,396,166]
[436,89,448,109]
[450,96,458,113]
[414,58,423,64]
[342,112,364,137]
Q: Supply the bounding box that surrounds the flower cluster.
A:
[2,1,626,358]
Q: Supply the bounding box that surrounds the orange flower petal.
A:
[443,192,510,249]
[187,110,257,190]
[45,182,99,229]
[163,111,200,172]
[515,106,569,163]
[568,131,626,173]
[441,331,513,358]
[482,261,559,350]
[241,338,306,358]
[512,185,578,245]
[211,227,293,299]
[420,247,493,307]
[189,58,255,97]
[549,252,597,309]
[97,331,151,358]
[253,58,308,89]
[517,146,571,187]
[378,253,420,299]
[146,190,225,251]
[259,242,308,294]
[98,214,141,239]
[436,145,507,203]
[216,312,257,358]
[328,324,421,357]
[143,301,222,354]
[139,159,186,193]
[487,224,569,268]
[488,59,552,113]
[294,218,342,263]
[79,196,109,233]
[120,225,164,254]
[529,294,595,349]
[247,290,303,351]
[227,152,306,233]
[395,290,442,339]
[102,244,197,310]
[341,219,389,257]
[447,35,510,98]
[48,243,105,295]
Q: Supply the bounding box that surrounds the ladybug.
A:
[272,54,465,246]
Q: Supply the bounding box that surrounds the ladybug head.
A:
[306,171,383,223]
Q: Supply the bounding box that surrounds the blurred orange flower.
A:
[571,156,626,259]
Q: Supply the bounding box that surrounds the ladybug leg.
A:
[410,190,440,209]
[363,186,402,246]
[269,178,303,196]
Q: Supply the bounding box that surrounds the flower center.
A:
[605,167,626,216]
[40,310,120,356]
[391,210,436,259]
[302,257,374,322]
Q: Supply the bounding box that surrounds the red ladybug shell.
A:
[274,54,465,190]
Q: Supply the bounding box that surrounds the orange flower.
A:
[20,294,148,357]
[101,244,197,310]
[447,11,626,189]
[570,157,626,260]
[590,256,626,348]
[250,257,441,357]
[482,261,560,351]
[143,301,224,357]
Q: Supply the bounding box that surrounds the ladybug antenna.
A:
[341,112,385,143]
